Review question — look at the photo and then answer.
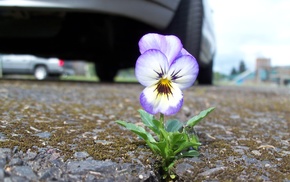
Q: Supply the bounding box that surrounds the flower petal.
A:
[135,49,169,86]
[176,48,192,59]
[168,55,199,90]
[140,82,183,115]
[138,33,183,64]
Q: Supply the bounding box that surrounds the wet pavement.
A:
[0,80,289,181]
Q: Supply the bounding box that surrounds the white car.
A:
[0,55,64,80]
[0,0,216,84]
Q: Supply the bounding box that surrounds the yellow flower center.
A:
[155,77,173,99]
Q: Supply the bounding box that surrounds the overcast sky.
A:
[208,0,290,74]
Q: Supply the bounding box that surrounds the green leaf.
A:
[186,107,215,127]
[147,142,160,154]
[170,132,187,149]
[152,119,161,130]
[159,128,170,144]
[155,140,168,158]
[116,120,156,143]
[115,120,128,127]
[138,109,160,134]
[177,150,199,159]
[165,119,183,132]
[188,135,201,150]
[116,120,161,153]
[173,141,197,155]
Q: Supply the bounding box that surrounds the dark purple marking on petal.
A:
[170,69,182,80]
[153,64,166,79]
[154,79,173,100]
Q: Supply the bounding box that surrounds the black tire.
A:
[95,63,118,82]
[95,18,148,82]
[34,65,48,80]
[166,0,213,84]
[197,60,213,84]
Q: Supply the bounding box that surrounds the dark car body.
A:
[0,0,215,84]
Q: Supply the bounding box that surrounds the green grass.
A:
[114,76,137,82]
[61,75,99,82]
[61,75,138,83]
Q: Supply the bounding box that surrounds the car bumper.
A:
[0,0,180,29]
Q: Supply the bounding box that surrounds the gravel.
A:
[0,80,289,181]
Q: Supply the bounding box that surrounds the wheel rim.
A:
[34,66,47,80]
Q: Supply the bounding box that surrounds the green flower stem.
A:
[159,113,173,173]
[160,113,164,125]
[159,113,165,141]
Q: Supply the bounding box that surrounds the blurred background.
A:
[0,0,289,87]
[209,0,290,86]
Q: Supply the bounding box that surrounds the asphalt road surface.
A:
[0,79,289,181]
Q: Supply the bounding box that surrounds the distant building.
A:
[256,58,271,69]
[255,58,290,85]
[232,58,290,86]
[255,58,271,82]
[270,66,290,85]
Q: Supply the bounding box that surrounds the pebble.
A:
[34,132,51,139]
[0,133,6,141]
[175,163,194,176]
[8,158,23,166]
[73,151,89,159]
[0,169,4,181]
[251,150,262,156]
[10,166,38,181]
[24,151,37,160]
[39,167,62,180]
[198,166,226,177]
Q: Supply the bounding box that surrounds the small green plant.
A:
[117,107,214,178]
[116,33,215,179]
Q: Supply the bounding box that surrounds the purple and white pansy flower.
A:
[135,33,199,115]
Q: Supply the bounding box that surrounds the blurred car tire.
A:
[34,65,48,80]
